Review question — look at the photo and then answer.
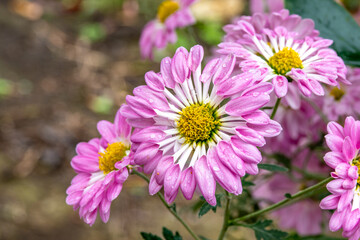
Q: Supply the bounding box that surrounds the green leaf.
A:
[169,203,177,213]
[258,164,288,172]
[140,232,163,240]
[271,153,292,170]
[198,194,223,218]
[285,0,360,66]
[285,233,345,240]
[284,193,292,199]
[162,227,182,240]
[246,220,288,240]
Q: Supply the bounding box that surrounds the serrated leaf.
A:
[258,164,288,172]
[198,194,223,218]
[246,220,288,240]
[285,0,360,66]
[162,227,182,240]
[140,232,163,240]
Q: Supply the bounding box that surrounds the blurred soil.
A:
[0,0,250,239]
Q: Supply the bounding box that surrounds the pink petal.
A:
[225,94,270,116]
[187,45,204,72]
[213,54,236,84]
[145,71,165,92]
[235,126,266,147]
[242,110,270,125]
[320,194,339,210]
[180,167,196,200]
[114,108,131,140]
[130,127,166,143]
[194,156,217,206]
[171,47,189,84]
[199,58,221,83]
[272,75,288,98]
[343,136,356,161]
[161,57,176,88]
[164,164,181,201]
[133,143,160,165]
[149,171,162,195]
[97,120,116,143]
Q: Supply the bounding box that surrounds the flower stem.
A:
[229,177,332,225]
[131,169,201,240]
[270,98,281,119]
[217,191,232,240]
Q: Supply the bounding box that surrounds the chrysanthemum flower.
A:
[320,116,360,239]
[218,10,347,101]
[140,0,196,59]
[321,67,360,121]
[122,45,282,205]
[66,109,132,225]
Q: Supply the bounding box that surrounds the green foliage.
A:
[245,220,288,240]
[79,23,107,43]
[141,228,183,240]
[258,164,289,172]
[271,153,292,170]
[285,233,345,240]
[285,0,360,66]
[141,232,162,240]
[195,21,224,45]
[0,78,13,97]
[82,0,124,14]
[162,227,182,240]
[89,96,113,114]
[198,194,223,218]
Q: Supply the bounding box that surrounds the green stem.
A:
[270,98,281,119]
[131,169,201,240]
[217,191,232,240]
[230,177,332,225]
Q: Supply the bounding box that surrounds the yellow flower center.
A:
[177,103,220,144]
[157,0,180,23]
[352,155,360,187]
[99,142,129,174]
[268,47,303,76]
[330,87,345,101]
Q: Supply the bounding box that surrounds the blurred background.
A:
[0,0,254,239]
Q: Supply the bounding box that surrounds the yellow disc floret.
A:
[177,103,220,143]
[99,142,129,175]
[268,47,303,76]
[157,0,180,23]
[352,155,360,187]
[330,87,345,101]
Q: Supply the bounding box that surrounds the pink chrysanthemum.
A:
[321,67,360,121]
[66,109,132,226]
[320,116,360,240]
[122,45,282,205]
[139,0,196,59]
[218,10,348,100]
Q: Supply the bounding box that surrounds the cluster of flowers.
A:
[66,1,360,239]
